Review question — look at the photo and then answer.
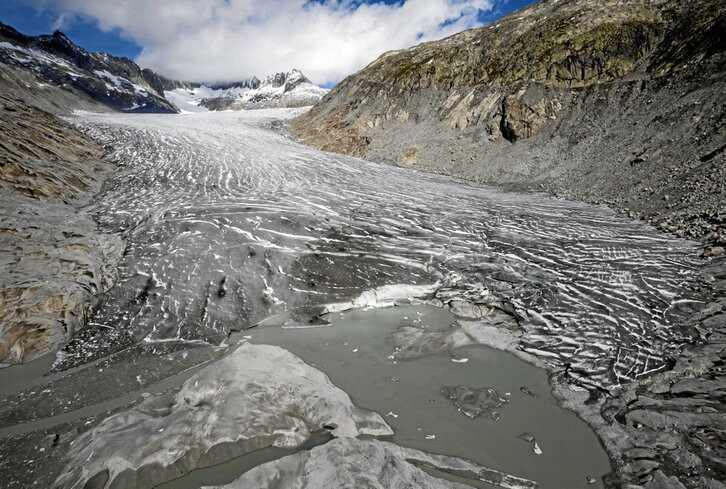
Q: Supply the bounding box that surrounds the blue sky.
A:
[0,2,142,59]
[0,0,536,84]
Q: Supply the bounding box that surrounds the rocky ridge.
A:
[291,0,725,245]
[0,22,327,115]
[0,90,122,366]
[0,22,177,114]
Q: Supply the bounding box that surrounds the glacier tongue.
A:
[71,108,702,392]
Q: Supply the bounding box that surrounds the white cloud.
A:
[32,0,493,85]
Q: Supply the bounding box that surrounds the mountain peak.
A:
[165,68,326,112]
[0,23,178,113]
[261,69,312,93]
[51,30,73,44]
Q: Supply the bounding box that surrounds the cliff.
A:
[0,85,123,366]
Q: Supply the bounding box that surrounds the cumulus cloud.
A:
[30,0,493,85]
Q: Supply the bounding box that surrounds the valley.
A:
[0,108,719,488]
[0,0,723,487]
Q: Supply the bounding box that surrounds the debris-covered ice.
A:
[55,343,392,489]
[69,109,702,391]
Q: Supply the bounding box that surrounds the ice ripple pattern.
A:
[75,109,703,390]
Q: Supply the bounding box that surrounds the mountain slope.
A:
[0,22,177,113]
[0,89,123,366]
[292,0,725,244]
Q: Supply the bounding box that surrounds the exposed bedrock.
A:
[291,0,725,244]
[207,437,538,489]
[0,93,122,366]
[54,343,393,489]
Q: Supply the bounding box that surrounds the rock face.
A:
[196,69,328,110]
[54,343,393,489]
[0,91,122,366]
[0,22,178,113]
[291,0,725,243]
[208,437,538,489]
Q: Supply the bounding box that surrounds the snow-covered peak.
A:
[262,69,309,90]
[0,22,177,113]
[165,69,327,112]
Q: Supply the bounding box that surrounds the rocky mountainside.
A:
[292,0,725,245]
[0,22,177,113]
[0,22,327,114]
[165,69,328,112]
[0,89,122,366]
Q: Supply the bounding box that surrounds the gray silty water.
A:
[64,108,702,392]
[248,305,612,489]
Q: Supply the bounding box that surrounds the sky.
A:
[0,0,536,87]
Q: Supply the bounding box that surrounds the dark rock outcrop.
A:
[0,22,178,113]
[292,0,725,243]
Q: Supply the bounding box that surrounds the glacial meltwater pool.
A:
[242,304,611,489]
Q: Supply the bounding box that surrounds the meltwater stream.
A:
[0,108,705,488]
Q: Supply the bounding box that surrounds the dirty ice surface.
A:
[0,107,704,487]
[71,108,702,391]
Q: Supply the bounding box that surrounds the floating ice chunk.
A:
[323,283,439,313]
[452,358,469,363]
[533,443,542,455]
[517,433,536,443]
[425,434,436,440]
